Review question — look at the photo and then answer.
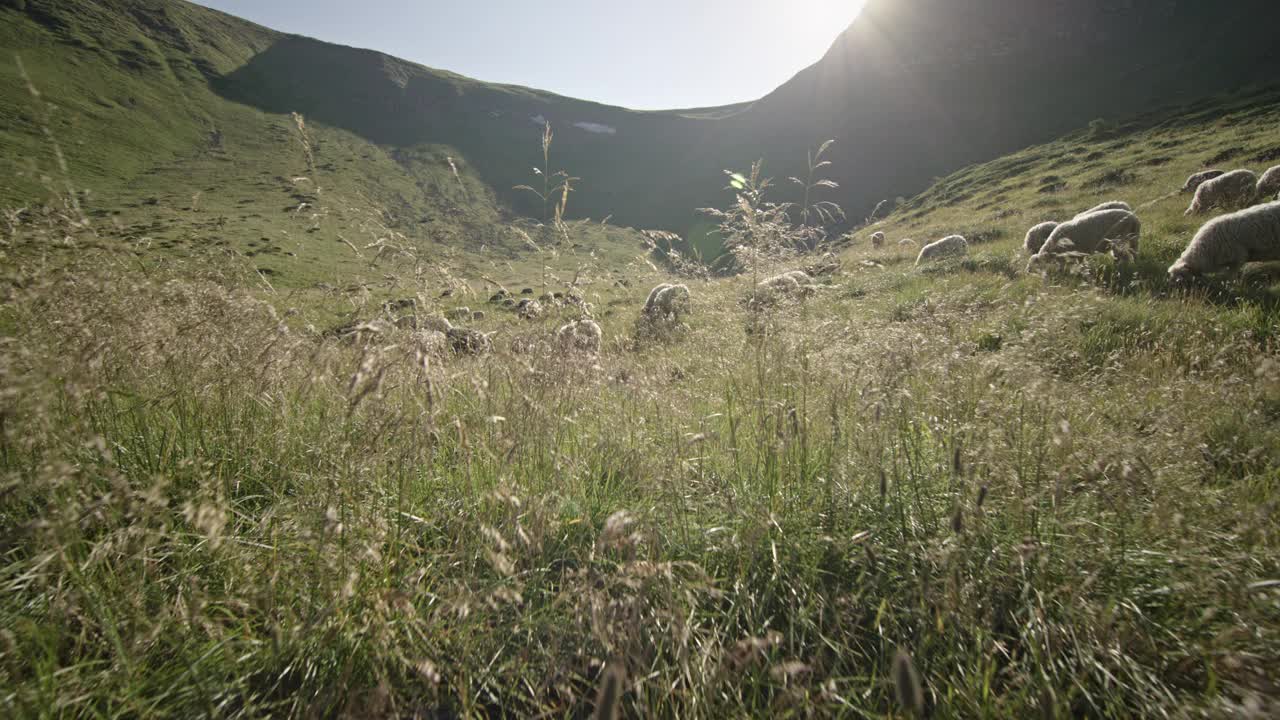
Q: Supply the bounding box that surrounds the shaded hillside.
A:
[747,0,1280,220]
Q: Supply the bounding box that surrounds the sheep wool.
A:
[871,231,886,248]
[643,283,691,320]
[1169,200,1280,281]
[1041,209,1140,255]
[1185,169,1259,215]
[915,235,968,265]
[1023,221,1059,254]
[556,319,603,354]
[1076,200,1131,217]
[419,315,453,334]
[1257,165,1280,200]
[1181,169,1225,194]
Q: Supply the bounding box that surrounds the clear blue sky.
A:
[192,0,866,110]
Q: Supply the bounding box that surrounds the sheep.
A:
[756,270,814,299]
[870,231,886,248]
[418,315,453,334]
[1023,221,1059,254]
[642,283,690,321]
[1039,209,1140,255]
[804,252,841,277]
[1181,169,1225,194]
[556,319,603,354]
[446,307,472,322]
[898,238,918,248]
[413,329,450,357]
[1076,200,1131,217]
[1257,165,1280,200]
[1168,200,1280,282]
[914,235,968,265]
[516,298,543,320]
[1185,169,1258,215]
[447,327,493,355]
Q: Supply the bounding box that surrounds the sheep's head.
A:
[1167,262,1195,286]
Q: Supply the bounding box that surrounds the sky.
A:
[192,0,866,110]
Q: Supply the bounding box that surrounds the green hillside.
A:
[3,0,1280,717]
[0,0,648,294]
[6,0,1280,259]
[4,64,1280,717]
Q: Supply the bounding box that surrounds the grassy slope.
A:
[0,0,647,302]
[2,81,1279,718]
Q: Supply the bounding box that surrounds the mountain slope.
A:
[0,0,645,290]
[4,0,1280,256]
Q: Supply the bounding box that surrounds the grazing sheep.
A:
[471,311,485,321]
[447,327,493,355]
[1040,209,1140,255]
[419,315,453,334]
[1168,200,1280,282]
[1181,169,1225,194]
[914,235,968,265]
[1023,221,1060,254]
[1186,169,1258,215]
[413,329,450,356]
[556,319,603,354]
[1076,200,1131,217]
[870,231,886,248]
[446,307,472,322]
[521,288,535,295]
[804,252,841,277]
[642,283,691,320]
[516,298,543,320]
[1257,165,1280,200]
[755,270,815,300]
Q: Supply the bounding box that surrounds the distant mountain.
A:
[4,0,1280,256]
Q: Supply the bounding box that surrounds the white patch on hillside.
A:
[573,122,617,135]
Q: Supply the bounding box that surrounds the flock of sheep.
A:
[382,162,1280,363]
[866,163,1280,282]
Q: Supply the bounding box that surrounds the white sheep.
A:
[914,235,968,265]
[870,231,886,248]
[1076,200,1131,217]
[556,319,603,354]
[759,270,814,293]
[1023,221,1059,254]
[1168,200,1280,282]
[1257,165,1280,200]
[1040,209,1140,255]
[413,329,450,357]
[419,315,453,334]
[1181,169,1225,194]
[642,283,690,321]
[1185,169,1258,215]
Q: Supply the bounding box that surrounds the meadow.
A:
[2,47,1280,720]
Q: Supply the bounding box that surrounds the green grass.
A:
[3,86,1280,717]
[3,1,1280,717]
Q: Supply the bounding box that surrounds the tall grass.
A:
[2,196,1278,717]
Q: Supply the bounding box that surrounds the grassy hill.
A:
[5,0,1280,264]
[2,63,1279,718]
[0,0,650,299]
